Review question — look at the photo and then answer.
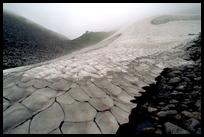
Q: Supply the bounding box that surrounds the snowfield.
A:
[13,14,201,80]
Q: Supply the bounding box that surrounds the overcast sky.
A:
[3,3,200,39]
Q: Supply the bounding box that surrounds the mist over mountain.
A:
[3,11,69,69]
[3,11,112,69]
[70,31,115,49]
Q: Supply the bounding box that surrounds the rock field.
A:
[117,34,201,134]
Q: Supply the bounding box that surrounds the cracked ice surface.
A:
[22,15,201,80]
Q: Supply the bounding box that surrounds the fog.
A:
[3,3,200,39]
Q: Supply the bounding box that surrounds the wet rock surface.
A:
[117,34,201,134]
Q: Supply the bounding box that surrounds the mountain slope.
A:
[70,31,115,49]
[3,11,114,69]
[3,11,72,69]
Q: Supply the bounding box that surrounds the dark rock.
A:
[191,112,201,120]
[181,111,193,118]
[170,90,183,95]
[147,107,158,113]
[167,70,181,77]
[134,120,155,133]
[164,122,190,134]
[174,114,182,120]
[182,77,191,82]
[143,127,155,133]
[193,86,201,91]
[196,128,201,134]
[180,104,188,110]
[194,77,201,81]
[159,102,165,105]
[168,77,181,84]
[169,99,179,104]
[117,34,201,135]
[155,129,163,134]
[184,118,200,132]
[156,110,177,117]
[161,104,175,111]
[194,100,201,111]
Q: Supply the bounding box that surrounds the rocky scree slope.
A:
[3,11,112,69]
[3,11,70,69]
[117,33,201,134]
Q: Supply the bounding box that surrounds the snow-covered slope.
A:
[13,14,201,80]
[3,14,201,134]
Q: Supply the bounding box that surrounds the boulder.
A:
[147,106,158,113]
[157,110,177,117]
[164,122,190,134]
[181,111,193,118]
[184,118,200,132]
[168,77,181,84]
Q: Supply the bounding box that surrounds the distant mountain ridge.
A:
[71,30,115,48]
[3,11,113,69]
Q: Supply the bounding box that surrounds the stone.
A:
[61,121,101,134]
[185,118,200,132]
[155,129,163,134]
[194,100,201,110]
[5,120,30,134]
[196,128,201,134]
[169,99,179,104]
[89,96,114,111]
[164,122,190,134]
[194,77,201,81]
[143,127,155,133]
[181,111,193,118]
[170,90,183,95]
[167,70,181,77]
[110,106,129,124]
[181,104,188,109]
[134,119,155,133]
[192,112,201,120]
[95,111,119,134]
[175,85,186,91]
[3,103,32,132]
[49,79,72,91]
[157,110,177,117]
[174,114,182,120]
[168,77,181,84]
[161,104,175,110]
[22,88,56,112]
[159,102,165,105]
[30,103,64,134]
[56,92,75,105]
[69,86,90,102]
[62,102,97,122]
[147,106,158,113]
